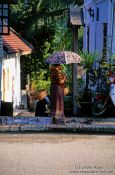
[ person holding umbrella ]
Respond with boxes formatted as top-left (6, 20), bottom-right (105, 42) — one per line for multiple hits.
top-left (49, 64), bottom-right (67, 124)
top-left (45, 51), bottom-right (82, 124)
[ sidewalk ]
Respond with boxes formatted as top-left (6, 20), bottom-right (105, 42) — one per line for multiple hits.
top-left (0, 113), bottom-right (115, 133)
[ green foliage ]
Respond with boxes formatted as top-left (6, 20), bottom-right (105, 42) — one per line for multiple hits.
top-left (79, 50), bottom-right (98, 70)
top-left (78, 27), bottom-right (84, 51)
top-left (111, 54), bottom-right (115, 62)
top-left (21, 25), bottom-right (55, 75)
top-left (79, 50), bottom-right (99, 93)
top-left (50, 22), bottom-right (72, 51)
top-left (11, 0), bottom-right (83, 90)
top-left (30, 69), bottom-right (51, 91)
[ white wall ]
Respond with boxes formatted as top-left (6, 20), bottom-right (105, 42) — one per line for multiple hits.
top-left (1, 54), bottom-right (21, 108)
top-left (84, 0), bottom-right (93, 5)
top-left (2, 57), bottom-right (15, 103)
top-left (83, 0), bottom-right (110, 55)
top-left (89, 23), bottom-right (95, 52)
top-left (14, 55), bottom-right (21, 107)
top-left (96, 0), bottom-right (108, 23)
top-left (112, 9), bottom-right (115, 54)
top-left (95, 23), bottom-right (103, 55)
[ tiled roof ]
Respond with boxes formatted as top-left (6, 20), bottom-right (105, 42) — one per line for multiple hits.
top-left (3, 28), bottom-right (33, 55)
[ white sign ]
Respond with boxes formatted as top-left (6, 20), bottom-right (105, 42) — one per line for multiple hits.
top-left (69, 7), bottom-right (84, 26)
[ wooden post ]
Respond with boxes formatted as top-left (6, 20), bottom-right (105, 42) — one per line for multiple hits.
top-left (72, 26), bottom-right (78, 115)
top-left (68, 6), bottom-right (84, 115)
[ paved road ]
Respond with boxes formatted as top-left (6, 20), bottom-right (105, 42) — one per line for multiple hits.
top-left (0, 134), bottom-right (115, 175)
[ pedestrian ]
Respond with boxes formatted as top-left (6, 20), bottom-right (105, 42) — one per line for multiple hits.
top-left (49, 64), bottom-right (67, 124)
top-left (35, 89), bottom-right (50, 116)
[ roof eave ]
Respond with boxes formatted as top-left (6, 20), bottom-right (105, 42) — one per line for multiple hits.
top-left (19, 51), bottom-right (33, 55)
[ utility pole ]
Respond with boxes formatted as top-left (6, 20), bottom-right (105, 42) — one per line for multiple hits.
top-left (72, 26), bottom-right (78, 115)
top-left (68, 7), bottom-right (84, 115)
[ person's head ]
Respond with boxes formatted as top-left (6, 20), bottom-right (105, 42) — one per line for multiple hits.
top-left (54, 64), bottom-right (62, 69)
top-left (37, 89), bottom-right (47, 100)
top-left (50, 64), bottom-right (62, 72)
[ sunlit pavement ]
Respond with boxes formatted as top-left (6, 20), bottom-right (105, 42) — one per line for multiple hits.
top-left (0, 134), bottom-right (115, 175)
top-left (0, 110), bottom-right (115, 133)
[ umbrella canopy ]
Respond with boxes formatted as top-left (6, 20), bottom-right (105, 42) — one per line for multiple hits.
top-left (45, 51), bottom-right (82, 64)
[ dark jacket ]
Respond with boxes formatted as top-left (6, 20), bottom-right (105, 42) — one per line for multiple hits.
top-left (35, 97), bottom-right (50, 116)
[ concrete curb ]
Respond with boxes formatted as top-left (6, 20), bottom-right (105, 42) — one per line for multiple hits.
top-left (0, 123), bottom-right (115, 133)
top-left (0, 116), bottom-right (115, 133)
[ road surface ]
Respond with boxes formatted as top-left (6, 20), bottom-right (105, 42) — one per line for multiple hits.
top-left (0, 134), bottom-right (115, 175)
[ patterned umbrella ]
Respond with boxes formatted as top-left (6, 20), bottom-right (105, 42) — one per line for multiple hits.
top-left (45, 51), bottom-right (82, 64)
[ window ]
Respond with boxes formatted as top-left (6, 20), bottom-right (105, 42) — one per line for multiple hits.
top-left (102, 23), bottom-right (107, 58)
top-left (87, 26), bottom-right (90, 52)
top-left (96, 7), bottom-right (99, 21)
top-left (0, 4), bottom-right (10, 35)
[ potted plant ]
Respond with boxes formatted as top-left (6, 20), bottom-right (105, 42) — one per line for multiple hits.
top-left (78, 50), bottom-right (98, 115)
top-left (79, 50), bottom-right (98, 93)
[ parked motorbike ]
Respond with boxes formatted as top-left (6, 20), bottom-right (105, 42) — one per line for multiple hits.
top-left (92, 73), bottom-right (115, 116)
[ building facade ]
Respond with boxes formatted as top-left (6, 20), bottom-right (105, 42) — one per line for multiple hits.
top-left (1, 28), bottom-right (33, 112)
top-left (83, 0), bottom-right (115, 58)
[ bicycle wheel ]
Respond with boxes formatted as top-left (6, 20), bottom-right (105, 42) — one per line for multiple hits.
top-left (92, 99), bottom-right (108, 116)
